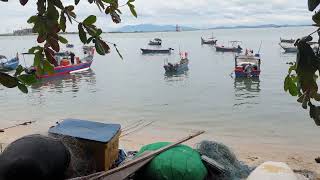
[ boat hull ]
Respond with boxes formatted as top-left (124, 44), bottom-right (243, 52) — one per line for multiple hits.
top-left (148, 42), bottom-right (161, 46)
top-left (215, 46), bottom-right (242, 53)
top-left (235, 70), bottom-right (260, 78)
top-left (164, 62), bottom-right (188, 73)
top-left (141, 48), bottom-right (172, 54)
top-left (0, 57), bottom-right (19, 71)
top-left (38, 60), bottom-right (93, 78)
top-left (201, 38), bottom-right (217, 45)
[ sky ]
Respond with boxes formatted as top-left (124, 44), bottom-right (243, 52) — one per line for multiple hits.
top-left (0, 0), bottom-right (314, 33)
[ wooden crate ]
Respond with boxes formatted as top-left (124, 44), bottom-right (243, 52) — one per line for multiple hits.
top-left (48, 119), bottom-right (121, 172)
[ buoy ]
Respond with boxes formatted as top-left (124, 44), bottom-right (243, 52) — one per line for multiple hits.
top-left (247, 161), bottom-right (297, 180)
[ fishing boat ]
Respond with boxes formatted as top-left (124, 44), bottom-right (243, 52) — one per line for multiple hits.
top-left (164, 52), bottom-right (189, 73)
top-left (201, 37), bottom-right (217, 45)
top-left (0, 54), bottom-right (19, 72)
top-left (279, 42), bottom-right (318, 53)
top-left (279, 43), bottom-right (297, 53)
top-left (234, 50), bottom-right (261, 78)
top-left (27, 46), bottom-right (95, 79)
top-left (148, 38), bottom-right (162, 46)
top-left (66, 44), bottom-right (74, 48)
top-left (215, 41), bottom-right (243, 53)
top-left (141, 48), bottom-right (174, 54)
top-left (280, 38), bottom-right (295, 44)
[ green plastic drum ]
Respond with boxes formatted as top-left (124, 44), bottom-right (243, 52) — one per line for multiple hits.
top-left (136, 142), bottom-right (207, 180)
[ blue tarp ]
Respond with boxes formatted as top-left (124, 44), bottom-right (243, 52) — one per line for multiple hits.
top-left (48, 119), bottom-right (121, 143)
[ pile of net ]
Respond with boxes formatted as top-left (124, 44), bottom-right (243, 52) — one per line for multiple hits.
top-left (49, 134), bottom-right (97, 178)
top-left (135, 142), bottom-right (207, 180)
top-left (196, 140), bottom-right (252, 180)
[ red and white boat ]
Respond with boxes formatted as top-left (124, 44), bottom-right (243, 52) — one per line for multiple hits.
top-left (35, 46), bottom-right (95, 79)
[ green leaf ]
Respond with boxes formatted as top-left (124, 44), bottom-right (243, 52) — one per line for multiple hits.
top-left (309, 0), bottom-right (320, 11)
top-left (60, 13), bottom-right (67, 32)
top-left (18, 74), bottom-right (37, 85)
top-left (18, 83), bottom-right (28, 94)
top-left (284, 75), bottom-right (290, 92)
top-left (43, 60), bottom-right (54, 75)
top-left (128, 0), bottom-right (135, 2)
top-left (37, 0), bottom-right (46, 15)
top-left (284, 75), bottom-right (299, 96)
top-left (84, 24), bottom-right (97, 36)
top-left (87, 36), bottom-right (95, 43)
top-left (28, 46), bottom-right (41, 54)
top-left (128, 3), bottom-right (137, 17)
top-left (95, 39), bottom-right (106, 55)
top-left (58, 36), bottom-right (68, 44)
top-left (14, 65), bottom-right (24, 77)
top-left (52, 0), bottom-right (64, 9)
top-left (48, 37), bottom-right (60, 52)
top-left (34, 52), bottom-right (42, 67)
top-left (313, 11), bottom-right (320, 25)
top-left (27, 16), bottom-right (38, 24)
top-left (83, 15), bottom-right (97, 26)
top-left (102, 0), bottom-right (114, 3)
top-left (78, 23), bottom-right (87, 44)
top-left (96, 28), bottom-right (103, 36)
top-left (0, 72), bottom-right (19, 88)
top-left (288, 65), bottom-right (296, 74)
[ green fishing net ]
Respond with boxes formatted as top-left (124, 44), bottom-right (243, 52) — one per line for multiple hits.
top-left (136, 142), bottom-right (207, 180)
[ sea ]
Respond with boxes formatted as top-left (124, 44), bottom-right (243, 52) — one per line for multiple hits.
top-left (0, 26), bottom-right (319, 150)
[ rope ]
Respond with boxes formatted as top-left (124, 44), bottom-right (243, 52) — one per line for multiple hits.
top-left (120, 121), bottom-right (155, 138)
top-left (0, 121), bottom-right (36, 133)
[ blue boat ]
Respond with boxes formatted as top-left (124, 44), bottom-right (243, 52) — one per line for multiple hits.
top-left (66, 44), bottom-right (74, 48)
top-left (0, 55), bottom-right (19, 72)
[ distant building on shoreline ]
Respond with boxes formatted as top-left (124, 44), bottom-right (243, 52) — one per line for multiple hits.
top-left (13, 28), bottom-right (34, 36)
top-left (176, 24), bottom-right (181, 32)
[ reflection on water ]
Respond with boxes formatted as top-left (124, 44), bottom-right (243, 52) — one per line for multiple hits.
top-left (164, 68), bottom-right (189, 83)
top-left (233, 77), bottom-right (261, 108)
top-left (30, 70), bottom-right (97, 96)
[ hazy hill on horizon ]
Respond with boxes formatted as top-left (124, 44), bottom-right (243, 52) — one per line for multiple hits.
top-left (113, 23), bottom-right (310, 33)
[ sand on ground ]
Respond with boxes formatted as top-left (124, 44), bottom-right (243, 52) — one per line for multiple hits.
top-left (0, 122), bottom-right (319, 178)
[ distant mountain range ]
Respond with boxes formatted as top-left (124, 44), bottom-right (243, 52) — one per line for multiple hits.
top-left (113, 24), bottom-right (310, 33)
top-left (114, 24), bottom-right (197, 32)
top-left (209, 24), bottom-right (311, 30)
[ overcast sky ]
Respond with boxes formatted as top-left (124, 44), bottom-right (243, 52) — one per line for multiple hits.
top-left (0, 0), bottom-right (314, 33)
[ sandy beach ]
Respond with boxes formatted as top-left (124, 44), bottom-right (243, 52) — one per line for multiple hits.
top-left (1, 121), bottom-right (319, 178)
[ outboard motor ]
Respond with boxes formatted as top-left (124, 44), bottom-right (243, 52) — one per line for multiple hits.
top-left (0, 134), bottom-right (70, 180)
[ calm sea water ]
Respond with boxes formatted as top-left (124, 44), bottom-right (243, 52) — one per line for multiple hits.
top-left (0, 26), bottom-right (319, 147)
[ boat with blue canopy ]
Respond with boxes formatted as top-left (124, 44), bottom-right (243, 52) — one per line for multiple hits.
top-left (0, 54), bottom-right (19, 72)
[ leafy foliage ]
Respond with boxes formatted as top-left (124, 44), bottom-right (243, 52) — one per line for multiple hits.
top-left (0, 0), bottom-right (137, 93)
top-left (284, 0), bottom-right (320, 125)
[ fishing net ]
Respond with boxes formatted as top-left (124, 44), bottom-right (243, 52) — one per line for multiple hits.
top-left (49, 134), bottom-right (97, 178)
top-left (195, 140), bottom-right (252, 180)
top-left (136, 142), bottom-right (207, 180)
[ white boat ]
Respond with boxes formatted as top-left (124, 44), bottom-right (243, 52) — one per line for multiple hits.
top-left (279, 43), bottom-right (297, 53)
top-left (164, 52), bottom-right (189, 73)
top-left (148, 38), bottom-right (162, 46)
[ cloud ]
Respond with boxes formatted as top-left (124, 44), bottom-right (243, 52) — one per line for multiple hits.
top-left (0, 0), bottom-right (314, 33)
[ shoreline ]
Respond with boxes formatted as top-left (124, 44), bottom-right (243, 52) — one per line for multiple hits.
top-left (1, 122), bottom-right (319, 178)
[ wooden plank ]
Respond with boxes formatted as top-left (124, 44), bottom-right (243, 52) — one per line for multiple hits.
top-left (87, 131), bottom-right (205, 180)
